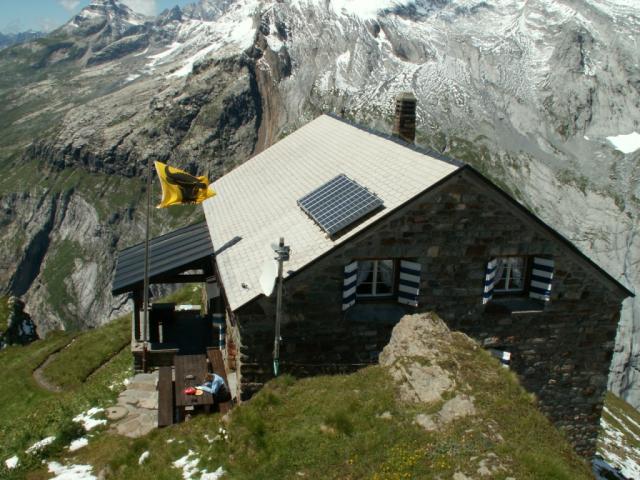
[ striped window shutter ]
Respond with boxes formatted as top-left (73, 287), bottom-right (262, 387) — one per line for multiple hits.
top-left (398, 260), bottom-right (421, 307)
top-left (483, 258), bottom-right (498, 304)
top-left (530, 257), bottom-right (554, 302)
top-left (212, 313), bottom-right (226, 349)
top-left (342, 261), bottom-right (358, 311)
top-left (489, 349), bottom-right (511, 368)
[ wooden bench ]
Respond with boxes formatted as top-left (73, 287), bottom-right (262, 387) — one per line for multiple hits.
top-left (157, 366), bottom-right (174, 427)
top-left (206, 348), bottom-right (233, 414)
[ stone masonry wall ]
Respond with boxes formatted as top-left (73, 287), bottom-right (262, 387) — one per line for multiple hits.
top-left (230, 168), bottom-right (627, 457)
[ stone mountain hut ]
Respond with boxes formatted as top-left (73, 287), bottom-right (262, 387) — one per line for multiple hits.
top-left (113, 95), bottom-right (633, 458)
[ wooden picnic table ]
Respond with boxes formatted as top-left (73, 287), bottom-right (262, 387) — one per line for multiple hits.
top-left (174, 354), bottom-right (213, 416)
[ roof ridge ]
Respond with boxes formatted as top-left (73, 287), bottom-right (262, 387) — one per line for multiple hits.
top-left (323, 113), bottom-right (465, 169)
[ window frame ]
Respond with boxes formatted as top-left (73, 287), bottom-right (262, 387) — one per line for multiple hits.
top-left (493, 256), bottom-right (530, 296)
top-left (355, 259), bottom-right (398, 299)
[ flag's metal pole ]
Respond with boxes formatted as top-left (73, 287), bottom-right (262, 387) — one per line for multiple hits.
top-left (273, 237), bottom-right (289, 376)
top-left (142, 156), bottom-right (152, 373)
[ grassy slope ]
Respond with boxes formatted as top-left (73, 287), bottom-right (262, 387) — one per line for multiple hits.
top-left (598, 391), bottom-right (640, 477)
top-left (0, 327), bottom-right (131, 478)
top-left (0, 313), bottom-right (592, 480)
top-left (0, 295), bottom-right (10, 330)
top-left (41, 315), bottom-right (130, 390)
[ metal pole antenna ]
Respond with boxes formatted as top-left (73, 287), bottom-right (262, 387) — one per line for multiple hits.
top-left (273, 237), bottom-right (289, 376)
top-left (142, 156), bottom-right (152, 372)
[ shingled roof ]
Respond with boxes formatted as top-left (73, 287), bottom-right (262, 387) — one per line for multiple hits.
top-left (203, 114), bottom-right (462, 311)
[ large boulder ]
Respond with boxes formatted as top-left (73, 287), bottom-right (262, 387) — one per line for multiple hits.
top-left (379, 312), bottom-right (476, 430)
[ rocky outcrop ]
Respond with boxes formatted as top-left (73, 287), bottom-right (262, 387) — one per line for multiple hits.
top-left (379, 313), bottom-right (478, 433)
top-left (0, 297), bottom-right (38, 348)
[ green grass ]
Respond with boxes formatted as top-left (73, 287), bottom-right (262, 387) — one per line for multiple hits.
top-left (0, 284), bottom-right (210, 478)
top-left (0, 296), bottom-right (11, 331)
top-left (41, 239), bottom-right (84, 327)
top-left (161, 284), bottom-right (204, 307)
top-left (13, 317), bottom-right (590, 480)
top-left (41, 315), bottom-right (130, 390)
top-left (0, 300), bottom-right (592, 479)
top-left (0, 328), bottom-right (132, 478)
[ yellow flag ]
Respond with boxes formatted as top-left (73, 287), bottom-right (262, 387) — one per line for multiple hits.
top-left (154, 161), bottom-right (216, 208)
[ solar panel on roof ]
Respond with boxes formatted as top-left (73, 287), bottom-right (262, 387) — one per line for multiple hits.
top-left (298, 174), bottom-right (384, 236)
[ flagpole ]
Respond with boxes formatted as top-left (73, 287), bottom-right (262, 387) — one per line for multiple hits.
top-left (142, 156), bottom-right (152, 373)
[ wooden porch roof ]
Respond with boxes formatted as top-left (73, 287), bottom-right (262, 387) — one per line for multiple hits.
top-left (111, 222), bottom-right (214, 296)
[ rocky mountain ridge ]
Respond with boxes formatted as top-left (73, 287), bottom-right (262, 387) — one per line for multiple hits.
top-left (0, 0), bottom-right (638, 406)
top-left (0, 31), bottom-right (44, 51)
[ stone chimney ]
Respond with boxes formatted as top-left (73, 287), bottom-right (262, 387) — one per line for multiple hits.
top-left (392, 92), bottom-right (417, 143)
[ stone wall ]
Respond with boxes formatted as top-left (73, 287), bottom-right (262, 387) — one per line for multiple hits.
top-left (228, 168), bottom-right (627, 457)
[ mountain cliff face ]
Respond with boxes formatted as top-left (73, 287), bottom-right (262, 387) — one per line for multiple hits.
top-left (0, 0), bottom-right (638, 404)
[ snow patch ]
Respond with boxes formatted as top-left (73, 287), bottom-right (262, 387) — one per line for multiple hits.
top-left (47, 462), bottom-right (97, 480)
top-left (173, 450), bottom-right (200, 479)
top-left (202, 467), bottom-right (226, 480)
top-left (170, 43), bottom-right (218, 77)
top-left (68, 437), bottom-right (89, 452)
top-left (126, 74), bottom-right (141, 82)
top-left (173, 450), bottom-right (225, 480)
top-left (146, 42), bottom-right (184, 69)
top-left (5, 455), bottom-right (19, 469)
top-left (607, 132), bottom-right (640, 154)
top-left (26, 436), bottom-right (56, 454)
top-left (599, 414), bottom-right (640, 479)
top-left (266, 32), bottom-right (285, 51)
top-left (138, 451), bottom-right (150, 465)
top-left (73, 407), bottom-right (106, 431)
top-left (292, 0), bottom-right (412, 20)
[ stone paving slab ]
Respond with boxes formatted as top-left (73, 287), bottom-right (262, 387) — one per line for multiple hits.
top-left (109, 371), bottom-right (159, 438)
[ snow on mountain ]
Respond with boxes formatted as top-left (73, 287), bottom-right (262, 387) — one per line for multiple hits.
top-left (63, 0), bottom-right (150, 34)
top-left (608, 132), bottom-right (640, 154)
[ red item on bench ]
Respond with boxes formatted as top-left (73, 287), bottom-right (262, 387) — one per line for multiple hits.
top-left (183, 387), bottom-right (197, 395)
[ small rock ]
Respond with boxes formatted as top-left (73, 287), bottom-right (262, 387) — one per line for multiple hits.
top-left (105, 406), bottom-right (128, 421)
top-left (414, 413), bottom-right (438, 431)
top-left (439, 395), bottom-right (476, 424)
top-left (414, 395), bottom-right (476, 431)
top-left (453, 473), bottom-right (472, 480)
top-left (319, 424), bottom-right (336, 435)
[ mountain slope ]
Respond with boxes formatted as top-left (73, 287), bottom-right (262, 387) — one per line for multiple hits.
top-left (0, 0), bottom-right (638, 404)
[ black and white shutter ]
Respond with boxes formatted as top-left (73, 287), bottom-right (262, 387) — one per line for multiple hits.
top-left (398, 260), bottom-right (421, 307)
top-left (212, 314), bottom-right (226, 349)
top-left (489, 349), bottom-right (511, 368)
top-left (342, 261), bottom-right (358, 311)
top-left (529, 257), bottom-right (554, 302)
top-left (482, 258), bottom-right (498, 304)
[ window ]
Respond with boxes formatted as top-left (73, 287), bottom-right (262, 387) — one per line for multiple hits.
top-left (356, 260), bottom-right (395, 297)
top-left (343, 259), bottom-right (422, 310)
top-left (493, 256), bottom-right (526, 293)
top-left (483, 256), bottom-right (554, 305)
